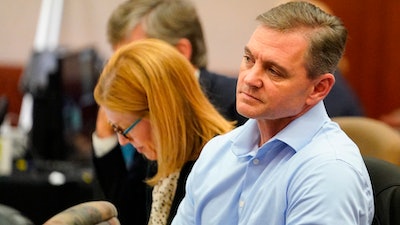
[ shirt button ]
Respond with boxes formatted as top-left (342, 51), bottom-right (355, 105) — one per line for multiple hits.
top-left (239, 200), bottom-right (245, 208)
top-left (253, 158), bottom-right (259, 165)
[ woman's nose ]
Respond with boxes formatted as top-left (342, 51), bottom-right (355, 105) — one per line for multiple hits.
top-left (117, 134), bottom-right (130, 146)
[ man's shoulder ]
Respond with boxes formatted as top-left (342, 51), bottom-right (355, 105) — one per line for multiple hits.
top-left (199, 68), bottom-right (237, 87)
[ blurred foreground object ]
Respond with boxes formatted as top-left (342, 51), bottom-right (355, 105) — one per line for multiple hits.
top-left (43, 201), bottom-right (119, 225)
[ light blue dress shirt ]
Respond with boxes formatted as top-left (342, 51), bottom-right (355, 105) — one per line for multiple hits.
top-left (172, 101), bottom-right (374, 225)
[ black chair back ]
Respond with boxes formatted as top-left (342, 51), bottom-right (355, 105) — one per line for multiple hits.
top-left (364, 156), bottom-right (400, 225)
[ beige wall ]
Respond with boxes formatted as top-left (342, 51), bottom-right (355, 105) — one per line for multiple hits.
top-left (0, 0), bottom-right (276, 75)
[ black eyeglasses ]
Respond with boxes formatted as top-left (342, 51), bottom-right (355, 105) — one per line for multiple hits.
top-left (109, 118), bottom-right (142, 140)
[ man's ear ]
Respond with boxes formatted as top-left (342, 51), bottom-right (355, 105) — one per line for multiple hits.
top-left (306, 73), bottom-right (335, 105)
top-left (175, 38), bottom-right (192, 61)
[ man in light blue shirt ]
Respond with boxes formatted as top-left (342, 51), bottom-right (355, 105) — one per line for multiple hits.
top-left (172, 2), bottom-right (374, 225)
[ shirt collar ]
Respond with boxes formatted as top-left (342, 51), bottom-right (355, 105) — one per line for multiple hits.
top-left (230, 101), bottom-right (330, 156)
top-left (230, 119), bottom-right (260, 156)
top-left (274, 101), bottom-right (330, 152)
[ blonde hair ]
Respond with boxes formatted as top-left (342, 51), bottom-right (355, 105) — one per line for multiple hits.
top-left (94, 39), bottom-right (233, 185)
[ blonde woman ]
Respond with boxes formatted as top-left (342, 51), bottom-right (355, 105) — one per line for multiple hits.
top-left (93, 38), bottom-right (233, 225)
top-left (93, 1), bottom-right (246, 224)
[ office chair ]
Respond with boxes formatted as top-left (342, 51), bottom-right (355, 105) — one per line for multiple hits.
top-left (332, 116), bottom-right (400, 166)
top-left (363, 156), bottom-right (400, 225)
top-left (43, 201), bottom-right (119, 225)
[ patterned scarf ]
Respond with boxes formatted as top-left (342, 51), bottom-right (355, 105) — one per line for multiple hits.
top-left (148, 171), bottom-right (180, 225)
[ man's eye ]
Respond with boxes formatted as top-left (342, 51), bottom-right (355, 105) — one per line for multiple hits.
top-left (267, 67), bottom-right (286, 79)
top-left (243, 55), bottom-right (254, 64)
top-left (268, 67), bottom-right (278, 75)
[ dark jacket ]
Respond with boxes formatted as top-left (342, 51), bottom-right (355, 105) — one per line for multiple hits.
top-left (198, 68), bottom-right (247, 126)
top-left (324, 70), bottom-right (364, 117)
top-left (93, 149), bottom-right (195, 225)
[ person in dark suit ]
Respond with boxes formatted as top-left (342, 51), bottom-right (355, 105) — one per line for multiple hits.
top-left (92, 0), bottom-right (242, 224)
top-left (325, 69), bottom-right (364, 117)
top-left (94, 39), bottom-right (233, 225)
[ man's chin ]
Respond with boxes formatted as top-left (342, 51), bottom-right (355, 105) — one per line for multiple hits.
top-left (237, 104), bottom-right (256, 119)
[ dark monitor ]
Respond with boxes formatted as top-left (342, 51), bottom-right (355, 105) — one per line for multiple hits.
top-left (23, 48), bottom-right (103, 161)
top-left (0, 95), bottom-right (8, 125)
